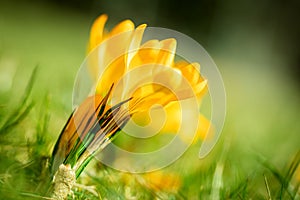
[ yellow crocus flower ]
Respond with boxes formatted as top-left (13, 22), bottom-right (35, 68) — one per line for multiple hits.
top-left (51, 14), bottom-right (212, 182)
top-left (88, 14), bottom-right (211, 142)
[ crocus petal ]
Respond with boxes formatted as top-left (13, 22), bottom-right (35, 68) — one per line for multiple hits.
top-left (196, 114), bottom-right (213, 141)
top-left (128, 39), bottom-right (160, 70)
top-left (122, 24), bottom-right (147, 99)
top-left (157, 101), bottom-right (212, 142)
top-left (175, 62), bottom-right (208, 100)
top-left (88, 14), bottom-right (108, 52)
top-left (92, 19), bottom-right (135, 96)
top-left (105, 19), bottom-right (135, 58)
top-left (109, 20), bottom-right (135, 36)
top-left (95, 55), bottom-right (126, 96)
top-left (156, 38), bottom-right (176, 67)
top-left (125, 24), bottom-right (147, 69)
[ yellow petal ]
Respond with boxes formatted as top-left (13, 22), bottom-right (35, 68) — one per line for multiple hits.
top-left (104, 19), bottom-right (134, 60)
top-left (128, 38), bottom-right (176, 70)
top-left (125, 24), bottom-right (147, 69)
top-left (178, 113), bottom-right (213, 143)
top-left (109, 19), bottom-right (135, 37)
top-left (175, 62), bottom-right (208, 100)
top-left (196, 114), bottom-right (213, 141)
top-left (121, 24), bottom-right (147, 99)
top-left (88, 14), bottom-right (108, 52)
top-left (157, 102), bottom-right (212, 143)
top-left (159, 101), bottom-right (181, 134)
top-left (128, 39), bottom-right (160, 69)
top-left (129, 83), bottom-right (178, 113)
top-left (156, 38), bottom-right (177, 67)
top-left (92, 19), bottom-right (136, 95)
top-left (95, 55), bottom-right (126, 96)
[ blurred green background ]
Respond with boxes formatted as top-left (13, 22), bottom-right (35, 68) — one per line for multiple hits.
top-left (0, 0), bottom-right (299, 198)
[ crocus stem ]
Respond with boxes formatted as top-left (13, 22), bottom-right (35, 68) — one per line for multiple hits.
top-left (51, 164), bottom-right (76, 200)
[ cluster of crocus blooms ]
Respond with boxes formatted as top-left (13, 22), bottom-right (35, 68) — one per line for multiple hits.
top-left (50, 14), bottom-right (210, 199)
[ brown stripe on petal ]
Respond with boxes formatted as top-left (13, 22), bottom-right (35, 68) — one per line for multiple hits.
top-left (52, 83), bottom-right (133, 174)
top-left (51, 85), bottom-right (115, 174)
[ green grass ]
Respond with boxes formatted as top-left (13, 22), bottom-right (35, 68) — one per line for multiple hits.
top-left (0, 0), bottom-right (299, 199)
top-left (0, 66), bottom-right (299, 199)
